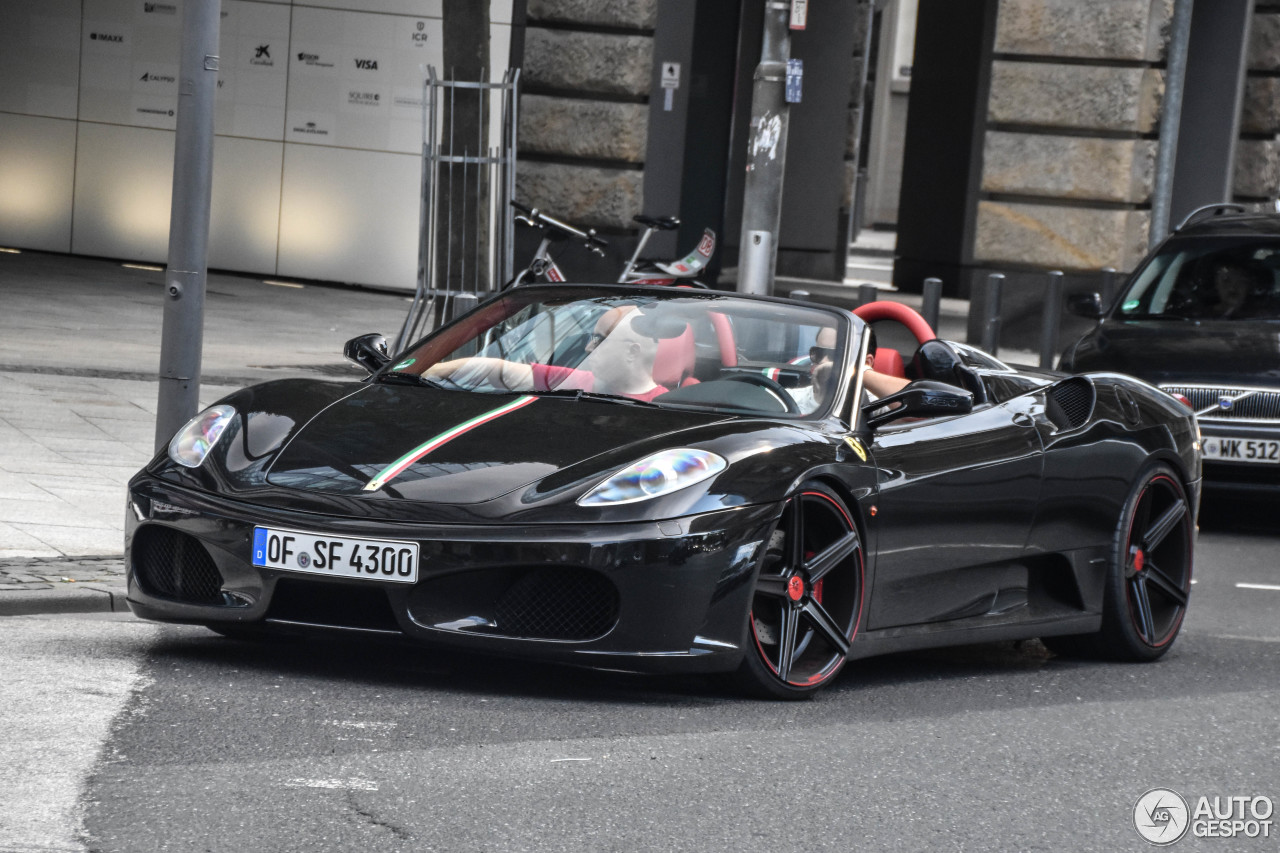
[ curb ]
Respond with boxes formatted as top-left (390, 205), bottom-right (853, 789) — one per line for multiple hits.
top-left (0, 583), bottom-right (130, 617)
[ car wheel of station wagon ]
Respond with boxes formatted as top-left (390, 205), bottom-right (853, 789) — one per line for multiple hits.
top-left (736, 482), bottom-right (865, 699)
top-left (1045, 463), bottom-right (1193, 661)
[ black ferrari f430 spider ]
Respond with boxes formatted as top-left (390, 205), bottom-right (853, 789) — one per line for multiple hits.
top-left (127, 285), bottom-right (1200, 698)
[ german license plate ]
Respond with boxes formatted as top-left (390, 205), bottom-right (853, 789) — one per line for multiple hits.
top-left (1202, 437), bottom-right (1280, 464)
top-left (251, 527), bottom-right (418, 583)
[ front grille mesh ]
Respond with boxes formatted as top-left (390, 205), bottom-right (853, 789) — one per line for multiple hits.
top-left (1161, 385), bottom-right (1280, 422)
top-left (132, 525), bottom-right (225, 604)
top-left (494, 568), bottom-right (619, 641)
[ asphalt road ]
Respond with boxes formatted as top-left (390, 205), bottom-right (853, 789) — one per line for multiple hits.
top-left (2, 511), bottom-right (1276, 853)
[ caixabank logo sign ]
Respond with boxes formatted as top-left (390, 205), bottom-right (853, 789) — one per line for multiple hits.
top-left (1134, 788), bottom-right (1274, 845)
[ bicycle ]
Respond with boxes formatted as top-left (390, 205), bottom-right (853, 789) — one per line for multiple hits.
top-left (509, 201), bottom-right (716, 287)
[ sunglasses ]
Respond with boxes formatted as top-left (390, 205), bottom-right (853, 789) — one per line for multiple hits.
top-left (809, 346), bottom-right (834, 363)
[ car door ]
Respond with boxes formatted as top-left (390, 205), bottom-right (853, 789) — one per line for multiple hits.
top-left (865, 393), bottom-right (1044, 629)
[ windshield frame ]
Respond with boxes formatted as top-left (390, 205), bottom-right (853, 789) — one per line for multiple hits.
top-left (384, 284), bottom-right (866, 421)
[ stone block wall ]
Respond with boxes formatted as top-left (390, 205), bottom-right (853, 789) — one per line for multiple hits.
top-left (515, 0), bottom-right (656, 230)
top-left (1235, 8), bottom-right (1280, 203)
top-left (844, 3), bottom-right (875, 213)
top-left (973, 0), bottom-right (1171, 272)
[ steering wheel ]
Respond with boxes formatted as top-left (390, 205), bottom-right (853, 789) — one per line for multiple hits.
top-left (724, 372), bottom-right (800, 414)
top-left (853, 301), bottom-right (937, 345)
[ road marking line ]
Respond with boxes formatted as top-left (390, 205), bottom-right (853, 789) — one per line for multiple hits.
top-left (1237, 582), bottom-right (1280, 591)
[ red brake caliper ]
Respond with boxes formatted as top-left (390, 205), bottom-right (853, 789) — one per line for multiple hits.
top-left (806, 550), bottom-right (823, 603)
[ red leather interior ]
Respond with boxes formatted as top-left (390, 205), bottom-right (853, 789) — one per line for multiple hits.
top-left (873, 348), bottom-right (906, 378)
top-left (652, 326), bottom-right (697, 388)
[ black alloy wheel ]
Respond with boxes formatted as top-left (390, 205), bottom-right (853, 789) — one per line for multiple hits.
top-left (1045, 463), bottom-right (1193, 661)
top-left (737, 482), bottom-right (864, 699)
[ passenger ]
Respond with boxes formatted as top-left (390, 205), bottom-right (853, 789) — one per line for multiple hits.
top-left (425, 305), bottom-right (670, 401)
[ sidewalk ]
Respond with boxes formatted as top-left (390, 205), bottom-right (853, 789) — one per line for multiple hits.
top-left (0, 247), bottom-right (1009, 616)
top-left (0, 249), bottom-right (409, 614)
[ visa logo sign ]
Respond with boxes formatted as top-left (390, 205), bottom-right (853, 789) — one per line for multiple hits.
top-left (354, 59), bottom-right (378, 70)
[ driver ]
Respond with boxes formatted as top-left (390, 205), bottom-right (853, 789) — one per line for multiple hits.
top-left (861, 328), bottom-right (911, 398)
top-left (424, 305), bottom-right (671, 401)
top-left (792, 326), bottom-right (909, 412)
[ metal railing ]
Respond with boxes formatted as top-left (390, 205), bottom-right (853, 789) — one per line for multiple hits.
top-left (396, 67), bottom-right (519, 353)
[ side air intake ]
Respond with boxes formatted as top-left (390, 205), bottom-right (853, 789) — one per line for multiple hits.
top-left (1046, 377), bottom-right (1095, 431)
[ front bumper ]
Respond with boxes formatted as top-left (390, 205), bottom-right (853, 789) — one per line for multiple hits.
top-left (125, 474), bottom-right (781, 674)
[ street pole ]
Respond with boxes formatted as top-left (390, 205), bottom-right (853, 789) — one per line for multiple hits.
top-left (1148, 0), bottom-right (1193, 248)
top-left (155, 0), bottom-right (221, 452)
top-left (737, 1), bottom-right (793, 296)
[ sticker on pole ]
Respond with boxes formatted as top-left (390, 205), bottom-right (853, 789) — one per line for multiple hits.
top-left (785, 59), bottom-right (803, 104)
top-left (790, 0), bottom-right (808, 30)
top-left (661, 62), bottom-right (681, 89)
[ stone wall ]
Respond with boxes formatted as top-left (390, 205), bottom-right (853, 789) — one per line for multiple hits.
top-left (844, 4), bottom-right (874, 215)
top-left (515, 0), bottom-right (656, 230)
top-left (1236, 8), bottom-right (1280, 203)
top-left (973, 0), bottom-right (1171, 272)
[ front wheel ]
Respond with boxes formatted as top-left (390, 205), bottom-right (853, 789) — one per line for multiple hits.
top-left (735, 482), bottom-right (865, 699)
top-left (1044, 463), bottom-right (1193, 661)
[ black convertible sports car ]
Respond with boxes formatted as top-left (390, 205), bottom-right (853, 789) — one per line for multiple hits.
top-left (1061, 204), bottom-right (1280, 496)
top-left (127, 285), bottom-right (1200, 698)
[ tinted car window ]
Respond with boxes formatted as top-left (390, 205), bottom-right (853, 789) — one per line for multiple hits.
top-left (1118, 237), bottom-right (1280, 321)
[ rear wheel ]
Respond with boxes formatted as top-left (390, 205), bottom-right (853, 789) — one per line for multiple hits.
top-left (1044, 463), bottom-right (1193, 661)
top-left (735, 482), bottom-right (865, 699)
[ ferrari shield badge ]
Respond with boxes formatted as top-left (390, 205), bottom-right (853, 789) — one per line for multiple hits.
top-left (842, 435), bottom-right (866, 461)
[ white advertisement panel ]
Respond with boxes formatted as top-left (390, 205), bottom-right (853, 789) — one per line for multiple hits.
top-left (0, 0), bottom-right (83, 119)
top-left (77, 0), bottom-right (290, 138)
top-left (286, 5), bottom-right (442, 153)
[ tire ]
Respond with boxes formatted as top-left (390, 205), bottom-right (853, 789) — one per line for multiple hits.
top-left (735, 482), bottom-right (865, 699)
top-left (1043, 463), bottom-right (1193, 661)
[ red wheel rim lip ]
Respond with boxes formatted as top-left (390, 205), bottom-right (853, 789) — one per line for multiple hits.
top-left (749, 490), bottom-right (865, 687)
top-left (1123, 474), bottom-right (1192, 648)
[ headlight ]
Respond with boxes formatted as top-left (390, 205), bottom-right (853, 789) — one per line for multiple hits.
top-left (167, 405), bottom-right (235, 468)
top-left (578, 448), bottom-right (726, 506)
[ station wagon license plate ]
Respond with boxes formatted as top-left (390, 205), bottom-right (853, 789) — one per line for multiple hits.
top-left (1202, 437), bottom-right (1280, 464)
top-left (252, 527), bottom-right (419, 583)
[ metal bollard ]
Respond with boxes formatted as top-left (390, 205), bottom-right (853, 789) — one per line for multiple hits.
top-left (1040, 270), bottom-right (1064, 369)
top-left (980, 273), bottom-right (1004, 356)
top-left (1100, 267), bottom-right (1118, 313)
top-left (857, 283), bottom-right (878, 307)
top-left (921, 277), bottom-right (942, 334)
top-left (449, 292), bottom-right (479, 322)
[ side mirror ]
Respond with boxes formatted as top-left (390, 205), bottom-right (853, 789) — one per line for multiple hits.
top-left (343, 333), bottom-right (390, 375)
top-left (1067, 292), bottom-right (1103, 319)
top-left (861, 380), bottom-right (973, 428)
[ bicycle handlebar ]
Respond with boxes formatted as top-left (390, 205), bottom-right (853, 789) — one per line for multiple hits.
top-left (511, 200), bottom-right (608, 255)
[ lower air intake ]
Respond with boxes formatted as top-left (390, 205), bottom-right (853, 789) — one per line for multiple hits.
top-left (132, 525), bottom-right (225, 604)
top-left (494, 568), bottom-right (620, 641)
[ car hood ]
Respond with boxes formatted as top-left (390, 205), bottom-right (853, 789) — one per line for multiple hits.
top-left (264, 383), bottom-right (729, 504)
top-left (1071, 320), bottom-right (1280, 386)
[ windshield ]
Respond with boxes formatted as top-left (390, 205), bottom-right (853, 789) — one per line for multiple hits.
top-left (1116, 236), bottom-right (1280, 321)
top-left (390, 287), bottom-right (857, 418)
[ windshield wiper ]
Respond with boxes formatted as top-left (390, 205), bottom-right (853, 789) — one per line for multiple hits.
top-left (526, 388), bottom-right (661, 407)
top-left (377, 371), bottom-right (462, 390)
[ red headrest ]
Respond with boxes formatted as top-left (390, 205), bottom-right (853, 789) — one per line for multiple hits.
top-left (652, 326), bottom-right (696, 388)
top-left (873, 348), bottom-right (906, 378)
